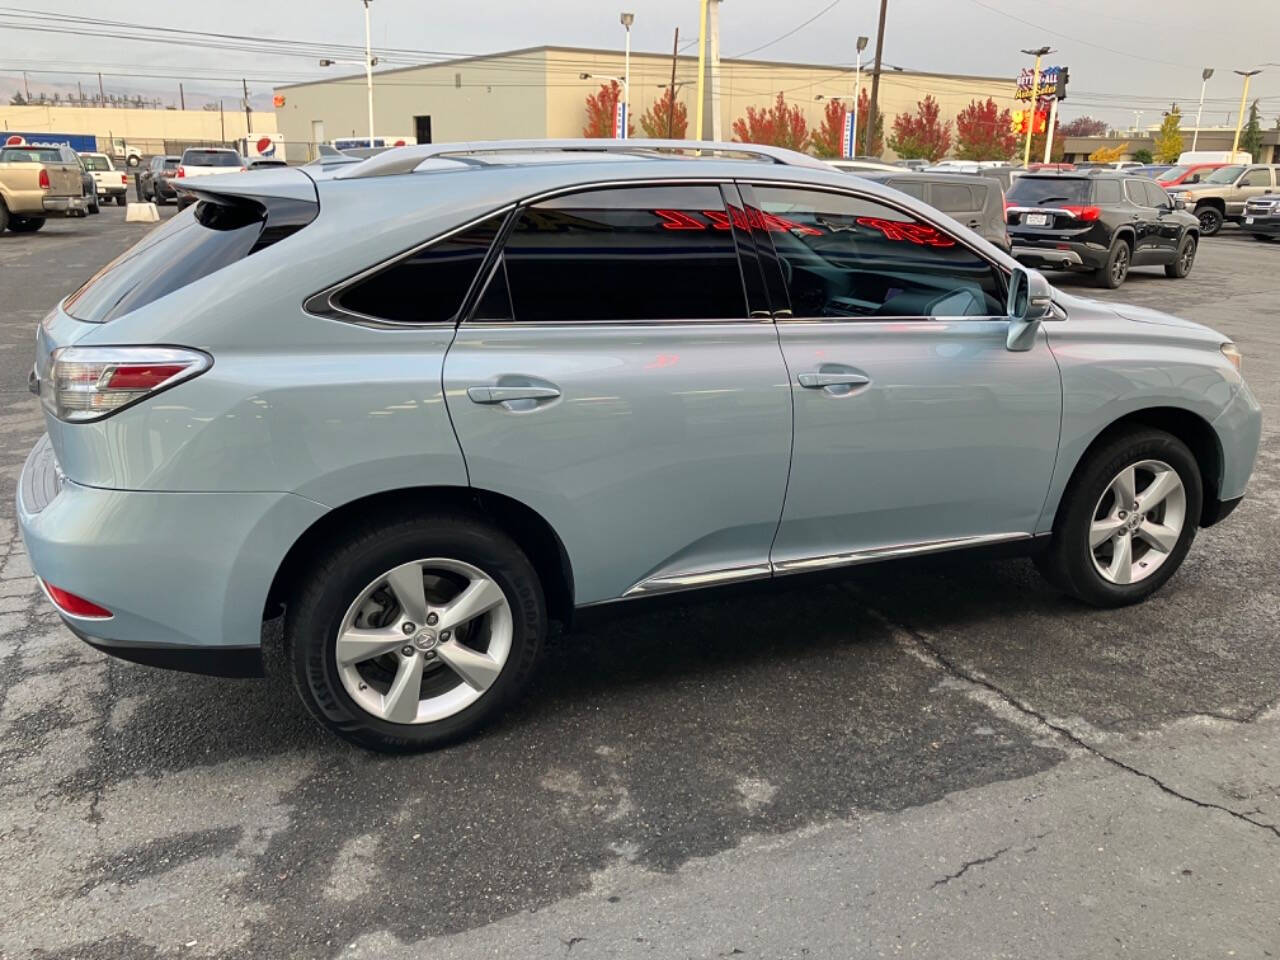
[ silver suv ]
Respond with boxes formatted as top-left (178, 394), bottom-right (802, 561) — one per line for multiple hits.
top-left (19, 140), bottom-right (1261, 752)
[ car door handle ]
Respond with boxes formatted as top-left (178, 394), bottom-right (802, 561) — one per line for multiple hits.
top-left (467, 385), bottom-right (561, 404)
top-left (797, 372), bottom-right (871, 389)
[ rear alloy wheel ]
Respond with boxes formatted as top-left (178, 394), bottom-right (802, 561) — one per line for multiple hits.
top-left (1195, 205), bottom-right (1223, 236)
top-left (1036, 428), bottom-right (1202, 607)
top-left (1095, 240), bottom-right (1130, 288)
top-left (286, 514), bottom-right (545, 752)
top-left (1164, 234), bottom-right (1196, 278)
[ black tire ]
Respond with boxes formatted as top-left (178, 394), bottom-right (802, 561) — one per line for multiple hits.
top-left (8, 216), bottom-right (45, 233)
top-left (115, 194), bottom-right (127, 207)
top-left (1195, 205), bottom-right (1223, 236)
top-left (1253, 234), bottom-right (1276, 242)
top-left (285, 512), bottom-right (546, 752)
top-left (1164, 234), bottom-right (1196, 278)
top-left (88, 195), bottom-right (100, 215)
top-left (154, 190), bottom-right (168, 206)
top-left (0, 200), bottom-right (9, 233)
top-left (1094, 238), bottom-right (1131, 288)
top-left (1036, 428), bottom-right (1202, 608)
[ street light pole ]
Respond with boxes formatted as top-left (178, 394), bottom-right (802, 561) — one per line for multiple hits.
top-left (848, 35), bottom-right (868, 158)
top-left (1020, 46), bottom-right (1051, 167)
top-left (620, 12), bottom-right (634, 140)
top-left (1192, 67), bottom-right (1213, 151)
top-left (362, 0), bottom-right (376, 148)
top-left (1230, 68), bottom-right (1261, 160)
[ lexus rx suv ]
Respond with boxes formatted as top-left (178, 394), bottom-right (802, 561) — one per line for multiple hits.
top-left (19, 140), bottom-right (1261, 752)
top-left (1007, 171), bottom-right (1200, 288)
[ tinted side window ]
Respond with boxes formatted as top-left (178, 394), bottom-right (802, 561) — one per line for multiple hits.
top-left (888, 179), bottom-right (927, 200)
top-left (1092, 179), bottom-right (1122, 204)
top-left (336, 214), bottom-right (504, 323)
top-left (1124, 180), bottom-right (1147, 205)
top-left (498, 186), bottom-right (746, 323)
top-left (751, 186), bottom-right (1005, 319)
top-left (931, 182), bottom-right (976, 213)
top-left (1143, 181), bottom-right (1169, 207)
top-left (1239, 167), bottom-right (1272, 187)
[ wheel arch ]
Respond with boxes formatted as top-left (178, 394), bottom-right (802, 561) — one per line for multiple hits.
top-left (264, 485), bottom-right (576, 631)
top-left (1193, 196), bottom-right (1226, 213)
top-left (1051, 406), bottom-right (1223, 530)
top-left (1112, 226), bottom-right (1135, 249)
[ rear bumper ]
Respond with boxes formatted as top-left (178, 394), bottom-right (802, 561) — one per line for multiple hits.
top-left (17, 434), bottom-right (327, 673)
top-left (1010, 238), bottom-right (1105, 270)
top-left (1243, 215), bottom-right (1280, 235)
top-left (41, 195), bottom-right (88, 215)
top-left (95, 184), bottom-right (127, 196)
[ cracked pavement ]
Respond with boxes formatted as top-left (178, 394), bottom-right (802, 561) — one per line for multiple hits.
top-left (1, 208), bottom-right (1277, 959)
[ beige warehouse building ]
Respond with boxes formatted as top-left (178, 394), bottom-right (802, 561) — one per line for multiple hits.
top-left (274, 45), bottom-right (1010, 159)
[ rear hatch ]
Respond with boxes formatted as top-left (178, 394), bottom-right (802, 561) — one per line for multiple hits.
top-left (1005, 176), bottom-right (1095, 232)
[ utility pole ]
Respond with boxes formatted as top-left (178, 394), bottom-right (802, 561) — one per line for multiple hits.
top-left (179, 83), bottom-right (185, 110)
top-left (97, 72), bottom-right (104, 105)
top-left (22, 71), bottom-right (30, 101)
top-left (242, 79), bottom-right (252, 133)
top-left (77, 81), bottom-right (84, 106)
top-left (694, 0), bottom-right (708, 141)
top-left (1230, 68), bottom-right (1261, 160)
top-left (668, 27), bottom-right (679, 138)
top-left (219, 99), bottom-right (225, 141)
top-left (864, 0), bottom-right (887, 156)
top-left (1192, 67), bottom-right (1213, 151)
top-left (363, 0), bottom-right (376, 148)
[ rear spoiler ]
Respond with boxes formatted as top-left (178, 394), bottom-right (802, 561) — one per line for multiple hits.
top-left (174, 166), bottom-right (318, 205)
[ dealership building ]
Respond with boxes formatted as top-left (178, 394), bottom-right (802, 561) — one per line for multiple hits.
top-left (273, 45), bottom-right (1010, 158)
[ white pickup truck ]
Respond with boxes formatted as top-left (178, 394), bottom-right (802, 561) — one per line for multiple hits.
top-left (174, 148), bottom-right (245, 209)
top-left (78, 152), bottom-right (129, 207)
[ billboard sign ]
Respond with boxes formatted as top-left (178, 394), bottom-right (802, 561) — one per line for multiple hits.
top-left (3, 131), bottom-right (98, 152)
top-left (1015, 65), bottom-right (1062, 102)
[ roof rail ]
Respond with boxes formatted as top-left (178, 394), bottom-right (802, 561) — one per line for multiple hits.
top-left (334, 138), bottom-right (833, 179)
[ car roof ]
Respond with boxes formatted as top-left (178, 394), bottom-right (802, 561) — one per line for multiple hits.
top-left (857, 170), bottom-right (994, 186)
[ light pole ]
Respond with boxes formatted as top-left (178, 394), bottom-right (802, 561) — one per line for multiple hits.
top-left (321, 3), bottom-right (379, 149)
top-left (1020, 46), bottom-right (1052, 167)
top-left (1230, 68), bottom-right (1261, 160)
top-left (620, 13), bottom-right (634, 140)
top-left (580, 73), bottom-right (630, 137)
top-left (851, 35), bottom-right (869, 158)
top-left (1191, 67), bottom-right (1213, 151)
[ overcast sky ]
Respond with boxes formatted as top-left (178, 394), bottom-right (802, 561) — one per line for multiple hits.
top-left (3, 0), bottom-right (1278, 130)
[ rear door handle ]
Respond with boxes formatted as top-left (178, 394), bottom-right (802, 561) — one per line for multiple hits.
top-left (467, 385), bottom-right (561, 404)
top-left (797, 372), bottom-right (870, 389)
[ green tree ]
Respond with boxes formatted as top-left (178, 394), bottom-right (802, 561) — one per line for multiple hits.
top-left (1240, 100), bottom-right (1263, 161)
top-left (9, 90), bottom-right (26, 105)
top-left (1153, 105), bottom-right (1183, 163)
top-left (1133, 148), bottom-right (1154, 164)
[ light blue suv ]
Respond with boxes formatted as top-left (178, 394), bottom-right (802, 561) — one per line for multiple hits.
top-left (19, 140), bottom-right (1261, 751)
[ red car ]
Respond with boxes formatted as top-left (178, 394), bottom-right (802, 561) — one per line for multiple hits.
top-left (1158, 163), bottom-right (1226, 187)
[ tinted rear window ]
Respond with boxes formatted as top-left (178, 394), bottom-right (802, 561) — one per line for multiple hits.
top-left (182, 150), bottom-right (241, 167)
top-left (64, 197), bottom-right (315, 323)
top-left (1006, 177), bottom-right (1091, 205)
top-left (163, 158), bottom-right (181, 169)
top-left (0, 147), bottom-right (62, 163)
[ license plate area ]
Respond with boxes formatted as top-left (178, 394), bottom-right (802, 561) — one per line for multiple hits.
top-left (1024, 212), bottom-right (1049, 227)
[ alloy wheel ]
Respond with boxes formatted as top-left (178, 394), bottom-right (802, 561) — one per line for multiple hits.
top-left (335, 558), bottom-right (513, 724)
top-left (1179, 240), bottom-right (1195, 273)
top-left (1089, 459), bottom-right (1186, 585)
top-left (1112, 245), bottom-right (1129, 284)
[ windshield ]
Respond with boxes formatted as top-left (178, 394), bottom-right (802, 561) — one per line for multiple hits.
top-left (0, 146), bottom-right (62, 163)
top-left (81, 155), bottom-right (113, 171)
top-left (182, 150), bottom-right (242, 167)
top-left (1005, 177), bottom-right (1091, 205)
top-left (1160, 165), bottom-right (1190, 181)
top-left (1204, 165), bottom-right (1244, 184)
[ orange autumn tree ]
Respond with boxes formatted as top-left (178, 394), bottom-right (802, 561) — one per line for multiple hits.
top-left (639, 87), bottom-right (688, 138)
top-left (583, 81), bottom-right (634, 138)
top-left (732, 91), bottom-right (809, 150)
top-left (810, 90), bottom-right (883, 157)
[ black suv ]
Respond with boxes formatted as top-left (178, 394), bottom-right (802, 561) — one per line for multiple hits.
top-left (1006, 172), bottom-right (1199, 288)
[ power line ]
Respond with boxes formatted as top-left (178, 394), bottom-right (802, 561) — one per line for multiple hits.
top-left (730, 0), bottom-right (843, 59)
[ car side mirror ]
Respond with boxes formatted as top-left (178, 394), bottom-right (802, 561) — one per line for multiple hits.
top-left (1189, 174), bottom-right (1200, 183)
top-left (1006, 266), bottom-right (1053, 352)
top-left (1173, 197), bottom-right (1187, 210)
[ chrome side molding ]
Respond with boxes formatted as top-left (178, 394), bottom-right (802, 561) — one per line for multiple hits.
top-left (620, 563), bottom-right (772, 598)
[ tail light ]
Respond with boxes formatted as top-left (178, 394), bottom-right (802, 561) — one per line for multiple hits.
top-left (41, 580), bottom-right (113, 619)
top-left (177, 166), bottom-right (186, 178)
top-left (120, 173), bottom-right (128, 185)
top-left (239, 166), bottom-right (247, 172)
top-left (40, 346), bottom-right (211, 423)
top-left (1061, 205), bottom-right (1101, 221)
top-left (38, 168), bottom-right (50, 190)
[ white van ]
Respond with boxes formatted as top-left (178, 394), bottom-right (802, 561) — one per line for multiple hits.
top-left (1178, 150), bottom-right (1252, 165)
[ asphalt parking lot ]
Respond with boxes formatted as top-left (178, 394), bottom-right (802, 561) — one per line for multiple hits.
top-left (1, 207), bottom-right (1277, 959)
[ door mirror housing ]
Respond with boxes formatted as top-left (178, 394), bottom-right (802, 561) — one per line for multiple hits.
top-left (1006, 266), bottom-right (1053, 351)
top-left (1173, 197), bottom-right (1187, 210)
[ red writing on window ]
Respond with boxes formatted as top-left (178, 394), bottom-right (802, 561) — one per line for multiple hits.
top-left (854, 217), bottom-right (955, 248)
top-left (653, 208), bottom-right (823, 236)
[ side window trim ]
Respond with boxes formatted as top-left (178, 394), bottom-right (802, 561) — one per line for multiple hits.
top-left (737, 178), bottom-right (1010, 324)
top-left (303, 204), bottom-right (516, 329)
top-left (718, 182), bottom-right (774, 320)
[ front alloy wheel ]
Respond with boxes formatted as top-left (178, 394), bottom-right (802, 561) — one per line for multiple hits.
top-left (1088, 460), bottom-right (1186, 586)
top-left (1196, 206), bottom-right (1223, 236)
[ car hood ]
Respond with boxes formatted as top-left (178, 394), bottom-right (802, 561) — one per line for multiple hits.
top-left (1107, 300), bottom-right (1223, 338)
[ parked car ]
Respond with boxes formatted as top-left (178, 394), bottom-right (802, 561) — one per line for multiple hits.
top-left (71, 154), bottom-right (101, 216)
top-left (19, 139), bottom-right (1260, 752)
top-left (0, 143), bottom-right (88, 231)
top-left (1243, 193), bottom-right (1280, 241)
top-left (78, 152), bottom-right (129, 206)
top-left (860, 170), bottom-right (1010, 251)
top-left (894, 158), bottom-right (929, 170)
top-left (922, 163), bottom-right (1018, 193)
top-left (1165, 164), bottom-right (1279, 235)
top-left (1007, 172), bottom-right (1199, 287)
top-left (1156, 162), bottom-right (1226, 188)
top-left (827, 158), bottom-right (900, 174)
top-left (137, 155), bottom-right (181, 204)
top-left (173, 148), bottom-right (245, 208)
top-left (247, 158), bottom-right (288, 170)
top-left (1027, 162), bottom-right (1075, 172)
top-left (1126, 164), bottom-right (1174, 179)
